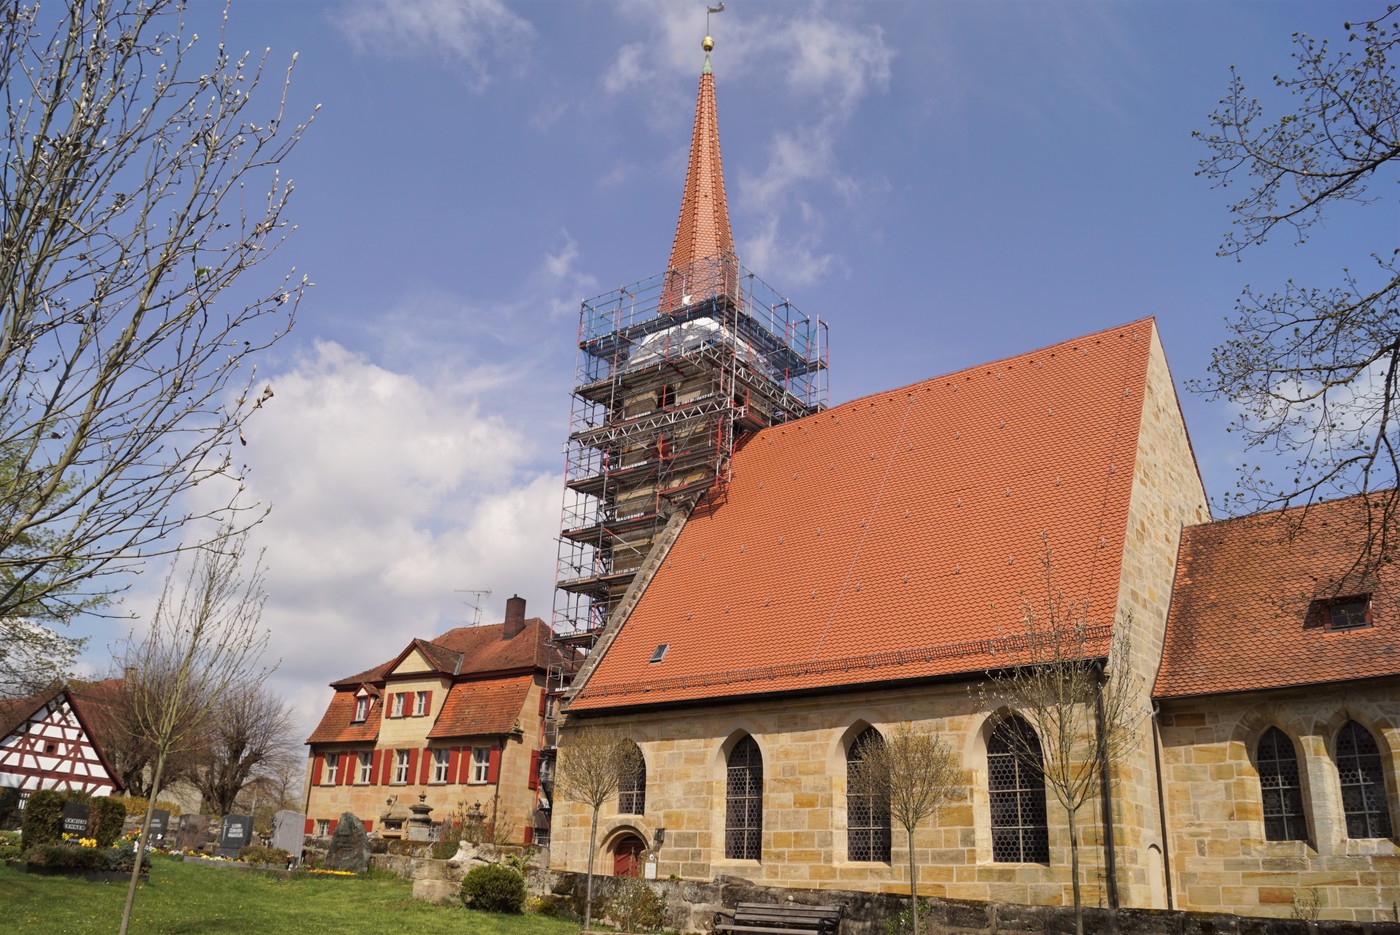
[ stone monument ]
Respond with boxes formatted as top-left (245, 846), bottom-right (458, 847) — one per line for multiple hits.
top-left (218, 814), bottom-right (253, 859)
top-left (271, 809), bottom-right (305, 865)
top-left (174, 813), bottom-right (209, 852)
top-left (323, 812), bottom-right (370, 874)
top-left (60, 799), bottom-right (90, 837)
top-left (147, 808), bottom-right (170, 844)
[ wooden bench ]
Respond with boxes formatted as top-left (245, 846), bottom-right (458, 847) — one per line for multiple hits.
top-left (712, 901), bottom-right (843, 935)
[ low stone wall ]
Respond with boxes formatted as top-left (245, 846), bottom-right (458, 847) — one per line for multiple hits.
top-left (528, 870), bottom-right (1400, 935)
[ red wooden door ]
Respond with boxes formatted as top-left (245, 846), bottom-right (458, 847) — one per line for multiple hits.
top-left (612, 835), bottom-right (645, 877)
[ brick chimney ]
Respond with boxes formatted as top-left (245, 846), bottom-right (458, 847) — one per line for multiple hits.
top-left (503, 595), bottom-right (526, 639)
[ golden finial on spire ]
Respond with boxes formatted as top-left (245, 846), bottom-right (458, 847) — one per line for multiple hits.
top-left (702, 35), bottom-right (715, 53)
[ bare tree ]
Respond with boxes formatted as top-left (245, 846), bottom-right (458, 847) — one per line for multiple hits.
top-left (1192, 5), bottom-right (1400, 572)
top-left (0, 618), bottom-right (81, 698)
top-left (191, 683), bottom-right (297, 817)
top-left (848, 723), bottom-right (959, 935)
top-left (116, 528), bottom-right (272, 935)
top-left (0, 0), bottom-right (313, 656)
top-left (554, 726), bottom-right (645, 932)
top-left (975, 544), bottom-right (1144, 935)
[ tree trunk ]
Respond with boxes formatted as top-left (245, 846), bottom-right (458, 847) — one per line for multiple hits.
top-left (1067, 807), bottom-right (1083, 935)
top-left (584, 807), bottom-right (600, 931)
top-left (906, 824), bottom-right (919, 935)
top-left (119, 751), bottom-right (165, 935)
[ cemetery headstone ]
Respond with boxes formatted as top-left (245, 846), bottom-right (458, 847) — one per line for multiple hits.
top-left (271, 809), bottom-right (305, 865)
top-left (147, 808), bottom-right (170, 843)
top-left (61, 799), bottom-right (89, 837)
top-left (174, 813), bottom-right (209, 852)
top-left (323, 812), bottom-right (369, 874)
top-left (218, 814), bottom-right (253, 859)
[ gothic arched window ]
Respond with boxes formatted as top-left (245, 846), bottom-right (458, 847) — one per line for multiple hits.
top-left (1257, 727), bottom-right (1307, 841)
top-left (988, 716), bottom-right (1050, 863)
top-left (618, 741), bottom-right (646, 815)
top-left (725, 735), bottom-right (763, 860)
top-left (847, 727), bottom-right (891, 862)
top-left (1337, 721), bottom-right (1393, 839)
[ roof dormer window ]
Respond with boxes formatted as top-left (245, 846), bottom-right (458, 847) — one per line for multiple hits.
top-left (1325, 595), bottom-right (1372, 631)
top-left (353, 695), bottom-right (369, 723)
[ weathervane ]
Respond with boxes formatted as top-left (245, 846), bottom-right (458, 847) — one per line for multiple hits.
top-left (706, 3), bottom-right (723, 47)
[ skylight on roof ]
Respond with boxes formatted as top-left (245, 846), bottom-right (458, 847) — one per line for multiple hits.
top-left (649, 644), bottom-right (669, 664)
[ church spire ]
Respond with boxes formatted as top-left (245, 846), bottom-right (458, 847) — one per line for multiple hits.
top-left (661, 34), bottom-right (737, 313)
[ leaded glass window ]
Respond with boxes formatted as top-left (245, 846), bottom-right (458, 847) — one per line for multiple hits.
top-left (618, 742), bottom-right (646, 815)
top-left (1257, 727), bottom-right (1307, 841)
top-left (847, 727), bottom-right (891, 862)
top-left (725, 735), bottom-right (763, 860)
top-left (1337, 721), bottom-right (1393, 839)
top-left (988, 717), bottom-right (1050, 863)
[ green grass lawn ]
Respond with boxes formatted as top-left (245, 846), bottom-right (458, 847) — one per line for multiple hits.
top-left (0, 857), bottom-right (580, 934)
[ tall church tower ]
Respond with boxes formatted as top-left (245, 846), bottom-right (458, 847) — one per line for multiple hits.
top-left (549, 36), bottom-right (829, 665)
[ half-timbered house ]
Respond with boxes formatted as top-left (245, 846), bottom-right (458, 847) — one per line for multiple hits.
top-left (0, 684), bottom-right (123, 809)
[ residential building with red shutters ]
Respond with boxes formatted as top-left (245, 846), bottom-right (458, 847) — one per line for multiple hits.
top-left (303, 595), bottom-right (572, 843)
top-left (0, 683), bottom-right (123, 810)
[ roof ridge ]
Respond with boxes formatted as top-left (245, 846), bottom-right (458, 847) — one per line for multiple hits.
top-left (769, 317), bottom-right (1158, 430)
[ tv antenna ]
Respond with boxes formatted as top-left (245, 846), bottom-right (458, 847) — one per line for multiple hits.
top-left (455, 589), bottom-right (493, 626)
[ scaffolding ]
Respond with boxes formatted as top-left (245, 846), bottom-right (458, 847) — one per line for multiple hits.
top-left (551, 252), bottom-right (828, 647)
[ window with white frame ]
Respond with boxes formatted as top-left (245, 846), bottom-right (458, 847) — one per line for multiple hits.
top-left (324, 754), bottom-right (339, 784)
top-left (394, 749), bottom-right (410, 784)
top-left (358, 752), bottom-right (373, 784)
top-left (471, 747), bottom-right (491, 784)
top-left (415, 691), bottom-right (428, 716)
top-left (432, 748), bottom-right (451, 783)
top-left (316, 819), bottom-right (330, 836)
top-left (353, 696), bottom-right (369, 722)
top-left (391, 693), bottom-right (405, 718)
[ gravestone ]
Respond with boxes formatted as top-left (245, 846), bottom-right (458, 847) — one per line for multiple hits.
top-left (174, 813), bottom-right (208, 852)
top-left (147, 808), bottom-right (170, 843)
top-left (218, 814), bottom-right (253, 858)
top-left (270, 809), bottom-right (305, 865)
top-left (60, 799), bottom-right (89, 837)
top-left (323, 812), bottom-right (369, 874)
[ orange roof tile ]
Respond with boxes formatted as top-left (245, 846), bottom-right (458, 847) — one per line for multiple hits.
top-left (327, 618), bottom-right (559, 689)
top-left (306, 687), bottom-right (383, 745)
top-left (1154, 492), bottom-right (1400, 699)
top-left (659, 54), bottom-right (734, 313)
top-left (428, 675), bottom-right (534, 739)
top-left (571, 319), bottom-right (1159, 711)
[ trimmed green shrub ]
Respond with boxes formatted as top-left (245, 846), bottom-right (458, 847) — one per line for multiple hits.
top-left (604, 876), bottom-right (667, 933)
top-left (459, 862), bottom-right (526, 913)
top-left (238, 844), bottom-right (292, 866)
top-left (0, 787), bottom-right (20, 828)
top-left (89, 796), bottom-right (126, 846)
top-left (0, 843), bottom-right (21, 861)
top-left (20, 789), bottom-right (65, 849)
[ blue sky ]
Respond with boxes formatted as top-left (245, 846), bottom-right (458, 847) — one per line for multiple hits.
top-left (71, 0), bottom-right (1393, 738)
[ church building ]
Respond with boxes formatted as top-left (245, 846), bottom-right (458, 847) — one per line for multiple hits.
top-left (545, 35), bottom-right (1400, 923)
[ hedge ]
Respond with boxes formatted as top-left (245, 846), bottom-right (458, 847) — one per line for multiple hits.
top-left (20, 789), bottom-right (66, 849)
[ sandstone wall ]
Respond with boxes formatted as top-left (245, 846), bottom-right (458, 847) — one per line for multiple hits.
top-left (1159, 683), bottom-right (1400, 922)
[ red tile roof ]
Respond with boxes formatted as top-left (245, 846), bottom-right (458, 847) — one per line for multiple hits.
top-left (310, 618), bottom-right (565, 745)
top-left (1154, 492), bottom-right (1400, 698)
top-left (428, 675), bottom-right (534, 739)
top-left (571, 319), bottom-right (1160, 711)
top-left (660, 55), bottom-right (733, 305)
top-left (1, 682), bottom-right (124, 789)
top-left (306, 687), bottom-right (384, 745)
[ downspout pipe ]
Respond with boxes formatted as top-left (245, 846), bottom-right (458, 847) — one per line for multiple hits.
top-left (1093, 664), bottom-right (1120, 910)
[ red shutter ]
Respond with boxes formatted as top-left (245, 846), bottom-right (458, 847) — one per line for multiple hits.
top-left (419, 748), bottom-right (432, 784)
top-left (538, 690), bottom-right (547, 716)
top-left (528, 750), bottom-right (541, 790)
top-left (456, 746), bottom-right (471, 784)
top-left (304, 818), bottom-right (314, 834)
top-left (312, 754), bottom-right (324, 785)
top-left (449, 748), bottom-right (461, 784)
top-left (524, 826), bottom-right (534, 845)
top-left (487, 747), bottom-right (500, 784)
top-left (371, 750), bottom-right (383, 785)
top-left (363, 820), bottom-right (373, 832)
top-left (407, 748), bottom-right (418, 784)
top-left (425, 691), bottom-right (433, 715)
top-left (329, 820), bottom-right (338, 835)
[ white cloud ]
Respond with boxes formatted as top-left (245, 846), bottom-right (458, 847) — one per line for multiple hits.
top-left (336, 0), bottom-right (535, 90)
